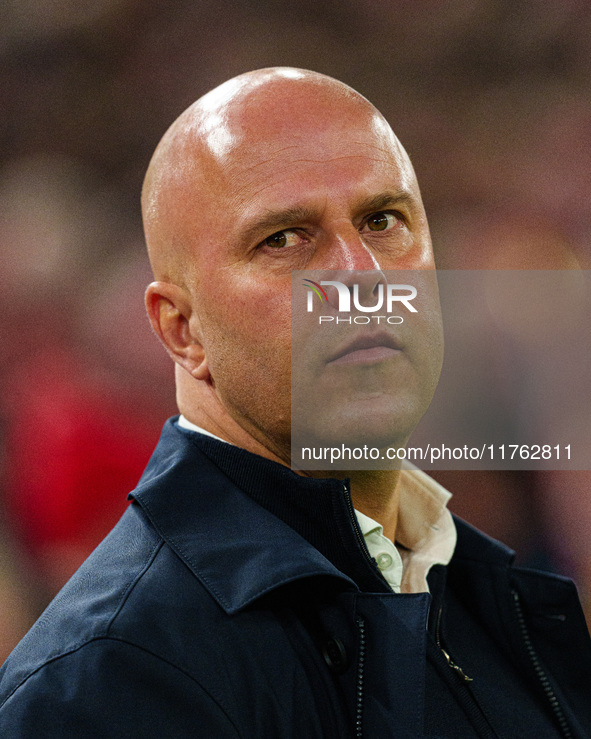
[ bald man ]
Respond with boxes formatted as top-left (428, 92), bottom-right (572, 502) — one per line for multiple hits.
top-left (1, 69), bottom-right (590, 738)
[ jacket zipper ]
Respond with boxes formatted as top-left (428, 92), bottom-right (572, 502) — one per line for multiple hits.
top-left (435, 606), bottom-right (473, 683)
top-left (343, 483), bottom-right (369, 738)
top-left (434, 608), bottom-right (503, 738)
top-left (343, 482), bottom-right (374, 566)
top-left (511, 589), bottom-right (573, 738)
top-left (355, 616), bottom-right (366, 739)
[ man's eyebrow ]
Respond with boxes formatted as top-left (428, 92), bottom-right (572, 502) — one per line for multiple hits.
top-left (241, 190), bottom-right (416, 244)
top-left (241, 206), bottom-right (320, 244)
top-left (353, 190), bottom-right (415, 216)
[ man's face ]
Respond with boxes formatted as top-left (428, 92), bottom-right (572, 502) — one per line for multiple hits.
top-left (177, 84), bottom-right (442, 462)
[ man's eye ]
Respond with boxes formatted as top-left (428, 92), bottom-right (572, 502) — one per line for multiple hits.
top-left (262, 230), bottom-right (299, 249)
top-left (364, 212), bottom-right (397, 232)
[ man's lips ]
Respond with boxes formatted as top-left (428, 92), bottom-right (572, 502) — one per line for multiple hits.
top-left (326, 331), bottom-right (403, 366)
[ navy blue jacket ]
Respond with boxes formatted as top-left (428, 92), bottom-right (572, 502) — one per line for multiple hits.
top-left (1, 418), bottom-right (590, 738)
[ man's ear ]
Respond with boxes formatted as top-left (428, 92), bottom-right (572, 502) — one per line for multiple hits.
top-left (145, 282), bottom-right (210, 381)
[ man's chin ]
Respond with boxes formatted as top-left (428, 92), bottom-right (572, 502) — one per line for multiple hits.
top-left (302, 398), bottom-right (424, 435)
top-left (292, 418), bottom-right (414, 454)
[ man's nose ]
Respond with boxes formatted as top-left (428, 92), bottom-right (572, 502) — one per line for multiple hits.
top-left (311, 229), bottom-right (388, 312)
top-left (315, 227), bottom-right (381, 271)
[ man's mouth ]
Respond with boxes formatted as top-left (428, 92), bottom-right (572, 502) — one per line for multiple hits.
top-left (327, 331), bottom-right (403, 366)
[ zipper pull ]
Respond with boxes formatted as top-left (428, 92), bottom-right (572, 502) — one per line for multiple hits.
top-left (436, 606), bottom-right (473, 683)
top-left (440, 646), bottom-right (473, 683)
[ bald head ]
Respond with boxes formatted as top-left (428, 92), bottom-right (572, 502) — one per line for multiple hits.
top-left (141, 67), bottom-right (410, 284)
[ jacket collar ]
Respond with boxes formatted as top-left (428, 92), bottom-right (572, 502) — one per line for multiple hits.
top-left (452, 514), bottom-right (516, 567)
top-left (129, 418), bottom-right (390, 613)
top-left (130, 418), bottom-right (522, 614)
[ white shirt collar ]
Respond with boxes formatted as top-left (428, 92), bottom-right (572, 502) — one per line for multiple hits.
top-left (355, 464), bottom-right (456, 593)
top-left (177, 415), bottom-right (228, 443)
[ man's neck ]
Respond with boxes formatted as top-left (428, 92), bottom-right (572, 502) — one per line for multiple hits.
top-left (302, 467), bottom-right (401, 542)
top-left (178, 390), bottom-right (291, 467)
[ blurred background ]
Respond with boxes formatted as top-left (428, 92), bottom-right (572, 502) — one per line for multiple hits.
top-left (1, 0), bottom-right (591, 659)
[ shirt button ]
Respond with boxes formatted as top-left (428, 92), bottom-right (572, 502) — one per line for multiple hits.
top-left (376, 552), bottom-right (393, 570)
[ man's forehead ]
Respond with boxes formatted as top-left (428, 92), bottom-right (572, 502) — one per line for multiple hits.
top-left (195, 99), bottom-right (414, 202)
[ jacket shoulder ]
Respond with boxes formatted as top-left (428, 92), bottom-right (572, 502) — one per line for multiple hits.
top-left (0, 636), bottom-right (241, 737)
top-left (0, 503), bottom-right (164, 701)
